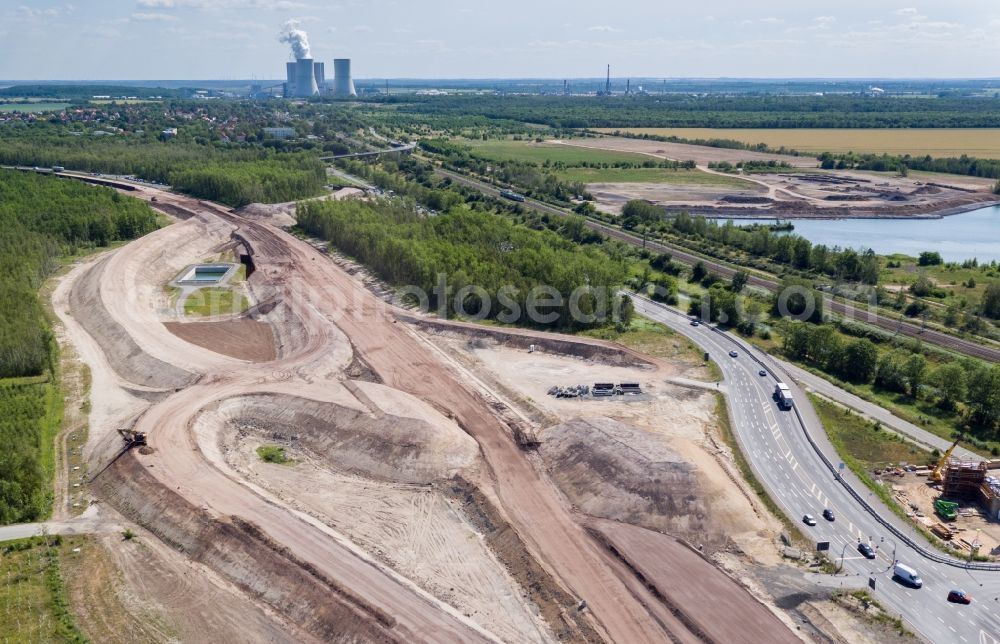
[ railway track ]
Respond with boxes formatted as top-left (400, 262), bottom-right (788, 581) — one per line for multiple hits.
top-left (437, 168), bottom-right (1000, 363)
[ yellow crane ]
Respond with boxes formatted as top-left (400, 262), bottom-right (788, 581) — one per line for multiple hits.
top-left (931, 436), bottom-right (962, 482)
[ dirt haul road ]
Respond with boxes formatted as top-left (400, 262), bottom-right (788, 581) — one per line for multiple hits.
top-left (74, 185), bottom-right (674, 642)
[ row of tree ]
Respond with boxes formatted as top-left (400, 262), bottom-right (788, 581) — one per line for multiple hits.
top-left (782, 322), bottom-right (1000, 431)
top-left (0, 170), bottom-right (158, 524)
top-left (818, 152), bottom-right (1000, 179)
top-left (296, 199), bottom-right (630, 330)
top-left (665, 211), bottom-right (880, 284)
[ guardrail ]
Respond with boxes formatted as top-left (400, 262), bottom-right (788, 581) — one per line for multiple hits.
top-left (630, 293), bottom-right (1000, 572)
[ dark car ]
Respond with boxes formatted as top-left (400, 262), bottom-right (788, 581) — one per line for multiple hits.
top-left (729, 350), bottom-right (738, 358)
top-left (823, 509), bottom-right (835, 521)
top-left (858, 542), bottom-right (876, 559)
top-left (947, 590), bottom-right (972, 604)
top-left (802, 514), bottom-right (817, 526)
top-left (758, 369), bottom-right (767, 377)
top-left (690, 320), bottom-right (700, 326)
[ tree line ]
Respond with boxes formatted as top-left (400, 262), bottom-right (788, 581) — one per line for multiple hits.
top-left (0, 170), bottom-right (158, 523)
top-left (296, 199), bottom-right (629, 330)
top-left (818, 152), bottom-right (1000, 180)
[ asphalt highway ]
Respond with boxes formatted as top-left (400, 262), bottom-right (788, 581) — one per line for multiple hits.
top-left (632, 295), bottom-right (1000, 644)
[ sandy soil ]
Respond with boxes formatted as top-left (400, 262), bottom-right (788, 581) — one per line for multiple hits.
top-left (557, 137), bottom-right (1000, 218)
top-left (556, 137), bottom-right (818, 168)
top-left (894, 473), bottom-right (1000, 556)
top-left (213, 400), bottom-right (552, 643)
top-left (62, 529), bottom-right (311, 644)
top-left (589, 518), bottom-right (801, 643)
top-left (56, 178), bottom-right (801, 643)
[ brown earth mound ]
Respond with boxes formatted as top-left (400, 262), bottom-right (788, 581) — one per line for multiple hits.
top-left (94, 454), bottom-right (400, 642)
top-left (589, 518), bottom-right (799, 644)
top-left (165, 319), bottom-right (277, 362)
top-left (217, 392), bottom-right (479, 484)
top-left (69, 255), bottom-right (196, 390)
top-left (539, 417), bottom-right (715, 544)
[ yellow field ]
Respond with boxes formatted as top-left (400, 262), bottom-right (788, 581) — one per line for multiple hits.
top-left (595, 128), bottom-right (1000, 158)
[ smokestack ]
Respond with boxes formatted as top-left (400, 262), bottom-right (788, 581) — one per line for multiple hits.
top-left (294, 58), bottom-right (319, 97)
top-left (333, 59), bottom-right (356, 97)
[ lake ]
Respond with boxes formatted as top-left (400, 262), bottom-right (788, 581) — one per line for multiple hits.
top-left (714, 204), bottom-right (1000, 263)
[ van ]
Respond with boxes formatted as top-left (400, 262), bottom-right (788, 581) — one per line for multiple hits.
top-left (893, 563), bottom-right (923, 588)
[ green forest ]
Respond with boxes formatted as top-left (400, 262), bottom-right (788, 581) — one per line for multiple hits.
top-left (0, 170), bottom-right (158, 523)
top-left (378, 94), bottom-right (1000, 129)
top-left (296, 199), bottom-right (629, 330)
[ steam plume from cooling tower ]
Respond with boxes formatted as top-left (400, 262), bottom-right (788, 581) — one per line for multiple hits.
top-left (279, 20), bottom-right (311, 60)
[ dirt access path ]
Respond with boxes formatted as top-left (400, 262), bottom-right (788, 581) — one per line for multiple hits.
top-left (63, 183), bottom-right (674, 642)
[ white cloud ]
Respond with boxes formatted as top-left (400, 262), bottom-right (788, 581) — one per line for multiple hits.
top-left (587, 25), bottom-right (621, 32)
top-left (895, 7), bottom-right (919, 16)
top-left (353, 25), bottom-right (373, 32)
top-left (131, 12), bottom-right (179, 21)
top-left (18, 3), bottom-right (74, 20)
top-left (136, 0), bottom-right (304, 8)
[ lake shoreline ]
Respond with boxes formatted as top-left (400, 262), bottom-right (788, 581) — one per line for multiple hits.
top-left (667, 197), bottom-right (1000, 221)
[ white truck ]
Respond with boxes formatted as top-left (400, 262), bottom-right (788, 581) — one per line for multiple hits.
top-left (774, 383), bottom-right (794, 410)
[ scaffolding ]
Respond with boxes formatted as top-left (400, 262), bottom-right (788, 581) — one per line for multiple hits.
top-left (941, 461), bottom-right (987, 500)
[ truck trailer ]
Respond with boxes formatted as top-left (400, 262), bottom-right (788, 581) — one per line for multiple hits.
top-left (774, 383), bottom-right (794, 410)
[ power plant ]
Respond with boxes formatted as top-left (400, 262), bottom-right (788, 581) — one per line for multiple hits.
top-left (332, 59), bottom-right (356, 98)
top-left (285, 58), bottom-right (322, 97)
top-left (278, 20), bottom-right (354, 98)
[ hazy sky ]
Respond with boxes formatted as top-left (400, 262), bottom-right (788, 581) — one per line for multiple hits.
top-left (1, 0), bottom-right (999, 80)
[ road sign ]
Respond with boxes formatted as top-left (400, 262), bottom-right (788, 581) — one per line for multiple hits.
top-left (868, 577), bottom-right (876, 591)
top-left (816, 541), bottom-right (830, 551)
top-left (838, 462), bottom-right (845, 472)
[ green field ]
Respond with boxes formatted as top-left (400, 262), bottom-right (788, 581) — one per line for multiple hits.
top-left (464, 139), bottom-right (652, 165)
top-left (0, 102), bottom-right (70, 113)
top-left (0, 535), bottom-right (87, 642)
top-left (598, 127), bottom-right (1000, 158)
top-left (813, 395), bottom-right (932, 470)
top-left (554, 166), bottom-right (754, 187)
top-left (183, 288), bottom-right (248, 317)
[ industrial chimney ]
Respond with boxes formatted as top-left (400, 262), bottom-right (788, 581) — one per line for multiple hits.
top-left (333, 59), bottom-right (356, 97)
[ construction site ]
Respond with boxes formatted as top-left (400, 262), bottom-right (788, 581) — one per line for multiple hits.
top-left (41, 176), bottom-right (829, 643)
top-left (884, 439), bottom-right (1000, 559)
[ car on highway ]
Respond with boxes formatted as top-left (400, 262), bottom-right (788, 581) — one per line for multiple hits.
top-left (947, 589), bottom-right (972, 604)
top-left (729, 350), bottom-right (738, 358)
top-left (690, 320), bottom-right (700, 326)
top-left (822, 509), bottom-right (835, 521)
top-left (893, 563), bottom-right (923, 588)
top-left (802, 514), bottom-right (817, 526)
top-left (758, 369), bottom-right (767, 377)
top-left (857, 542), bottom-right (876, 559)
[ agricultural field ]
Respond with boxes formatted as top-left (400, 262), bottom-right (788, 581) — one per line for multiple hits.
top-left (554, 165), bottom-right (754, 188)
top-left (598, 127), bottom-right (1000, 158)
top-left (0, 102), bottom-right (70, 113)
top-left (463, 138), bottom-right (651, 165)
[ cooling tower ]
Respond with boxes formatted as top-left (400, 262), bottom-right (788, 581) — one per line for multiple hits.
top-left (293, 58), bottom-right (319, 97)
top-left (333, 58), bottom-right (356, 97)
top-left (314, 61), bottom-right (325, 90)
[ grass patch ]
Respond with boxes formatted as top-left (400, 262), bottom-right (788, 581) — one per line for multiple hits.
top-left (256, 445), bottom-right (291, 464)
top-left (182, 287), bottom-right (248, 317)
top-left (464, 138), bottom-right (651, 165)
top-left (833, 590), bottom-right (913, 638)
top-left (597, 127), bottom-right (1000, 158)
top-left (581, 315), bottom-right (711, 378)
top-left (812, 395), bottom-right (933, 470)
top-left (553, 166), bottom-right (755, 188)
top-left (0, 102), bottom-right (70, 113)
top-left (0, 535), bottom-right (87, 642)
